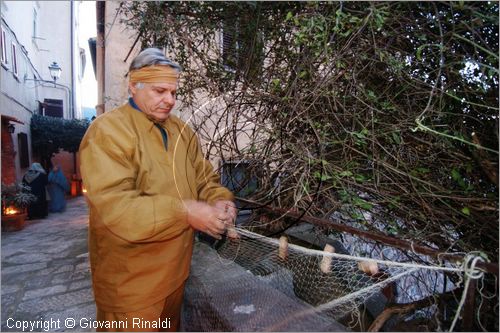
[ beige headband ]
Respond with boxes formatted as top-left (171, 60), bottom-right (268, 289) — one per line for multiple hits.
top-left (129, 65), bottom-right (179, 84)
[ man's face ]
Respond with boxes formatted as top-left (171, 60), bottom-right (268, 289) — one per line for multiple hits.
top-left (129, 82), bottom-right (177, 122)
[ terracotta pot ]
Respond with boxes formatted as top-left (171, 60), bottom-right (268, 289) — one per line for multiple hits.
top-left (1, 212), bottom-right (27, 231)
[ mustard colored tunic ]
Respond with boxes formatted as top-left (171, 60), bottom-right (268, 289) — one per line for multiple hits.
top-left (79, 102), bottom-right (233, 312)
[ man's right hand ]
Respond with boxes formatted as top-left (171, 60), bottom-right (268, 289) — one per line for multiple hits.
top-left (184, 200), bottom-right (231, 240)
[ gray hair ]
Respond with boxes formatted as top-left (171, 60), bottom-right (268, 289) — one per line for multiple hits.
top-left (129, 48), bottom-right (182, 72)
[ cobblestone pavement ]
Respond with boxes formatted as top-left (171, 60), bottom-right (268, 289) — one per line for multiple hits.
top-left (2, 196), bottom-right (96, 332)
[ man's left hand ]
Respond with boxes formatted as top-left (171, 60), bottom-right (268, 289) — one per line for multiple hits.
top-left (214, 200), bottom-right (239, 238)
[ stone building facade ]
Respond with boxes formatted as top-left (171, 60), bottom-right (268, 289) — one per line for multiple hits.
top-left (1, 1), bottom-right (83, 185)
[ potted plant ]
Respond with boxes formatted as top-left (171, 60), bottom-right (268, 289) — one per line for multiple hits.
top-left (1, 182), bottom-right (37, 231)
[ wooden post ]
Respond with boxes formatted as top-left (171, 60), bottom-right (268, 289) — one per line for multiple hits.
top-left (461, 278), bottom-right (477, 331)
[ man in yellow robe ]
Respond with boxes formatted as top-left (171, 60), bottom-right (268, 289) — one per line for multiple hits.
top-left (79, 48), bottom-right (236, 332)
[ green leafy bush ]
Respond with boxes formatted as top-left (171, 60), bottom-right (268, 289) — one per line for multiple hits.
top-left (30, 114), bottom-right (89, 169)
top-left (1, 183), bottom-right (37, 214)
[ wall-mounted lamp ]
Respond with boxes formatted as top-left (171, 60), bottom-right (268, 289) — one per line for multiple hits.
top-left (48, 61), bottom-right (62, 87)
top-left (7, 123), bottom-right (15, 133)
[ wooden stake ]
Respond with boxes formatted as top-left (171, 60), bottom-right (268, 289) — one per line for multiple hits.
top-left (461, 278), bottom-right (477, 331)
top-left (320, 244), bottom-right (335, 273)
top-left (278, 236), bottom-right (288, 260)
top-left (358, 260), bottom-right (379, 275)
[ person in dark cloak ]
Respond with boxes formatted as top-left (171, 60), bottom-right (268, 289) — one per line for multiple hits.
top-left (22, 162), bottom-right (49, 219)
top-left (48, 165), bottom-right (70, 213)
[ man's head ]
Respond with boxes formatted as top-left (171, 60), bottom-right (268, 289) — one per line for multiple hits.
top-left (128, 48), bottom-right (182, 123)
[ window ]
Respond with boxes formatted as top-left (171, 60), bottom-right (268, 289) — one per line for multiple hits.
top-left (79, 47), bottom-right (86, 79)
top-left (43, 98), bottom-right (64, 118)
top-left (220, 17), bottom-right (264, 83)
top-left (221, 161), bottom-right (258, 198)
top-left (11, 42), bottom-right (18, 77)
top-left (221, 20), bottom-right (240, 71)
top-left (38, 100), bottom-right (45, 115)
top-left (1, 27), bottom-right (7, 65)
top-left (17, 133), bottom-right (30, 168)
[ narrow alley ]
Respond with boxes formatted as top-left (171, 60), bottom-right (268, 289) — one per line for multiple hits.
top-left (2, 196), bottom-right (95, 332)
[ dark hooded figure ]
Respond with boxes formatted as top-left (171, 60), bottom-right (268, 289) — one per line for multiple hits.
top-left (22, 162), bottom-right (49, 219)
top-left (48, 165), bottom-right (70, 213)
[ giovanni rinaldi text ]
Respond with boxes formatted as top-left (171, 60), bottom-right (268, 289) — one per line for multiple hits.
top-left (6, 317), bottom-right (172, 331)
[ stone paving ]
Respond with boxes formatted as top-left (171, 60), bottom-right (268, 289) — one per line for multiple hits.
top-left (1, 196), bottom-right (96, 332)
top-left (1, 197), bottom-right (350, 332)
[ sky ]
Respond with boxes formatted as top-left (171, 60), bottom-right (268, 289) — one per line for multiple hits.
top-left (78, 1), bottom-right (97, 118)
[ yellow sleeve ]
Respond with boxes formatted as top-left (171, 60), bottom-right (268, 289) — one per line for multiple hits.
top-left (80, 120), bottom-right (189, 243)
top-left (188, 131), bottom-right (234, 204)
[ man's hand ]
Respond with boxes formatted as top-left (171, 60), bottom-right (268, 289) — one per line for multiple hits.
top-left (214, 200), bottom-right (239, 239)
top-left (214, 200), bottom-right (237, 221)
top-left (184, 200), bottom-right (230, 240)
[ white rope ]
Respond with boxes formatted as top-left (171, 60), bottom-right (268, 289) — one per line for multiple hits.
top-left (266, 268), bottom-right (419, 331)
top-left (215, 237), bottom-right (242, 265)
top-left (236, 228), bottom-right (465, 273)
top-left (448, 254), bottom-right (485, 332)
top-left (475, 273), bottom-right (498, 331)
top-left (315, 268), bottom-right (419, 312)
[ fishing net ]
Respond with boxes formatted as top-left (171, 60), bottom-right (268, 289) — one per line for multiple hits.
top-left (183, 227), bottom-right (487, 331)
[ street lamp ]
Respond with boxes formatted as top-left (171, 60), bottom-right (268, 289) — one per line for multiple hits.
top-left (48, 61), bottom-right (62, 87)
